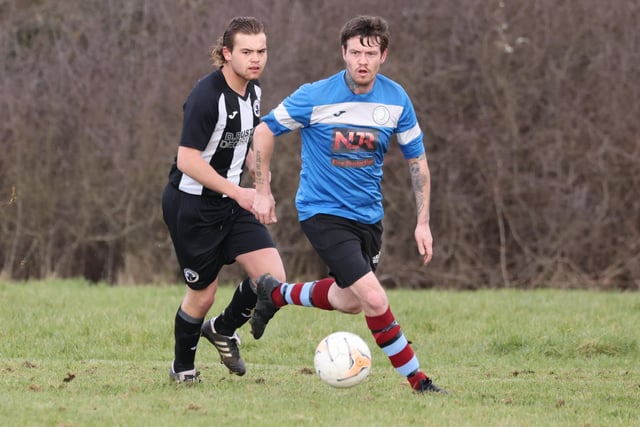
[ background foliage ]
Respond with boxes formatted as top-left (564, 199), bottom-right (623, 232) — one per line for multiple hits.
top-left (1, 0), bottom-right (638, 288)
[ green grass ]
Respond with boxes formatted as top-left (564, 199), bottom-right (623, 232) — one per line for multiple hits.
top-left (1, 279), bottom-right (639, 426)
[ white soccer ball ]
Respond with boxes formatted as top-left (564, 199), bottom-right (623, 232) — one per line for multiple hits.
top-left (313, 331), bottom-right (372, 388)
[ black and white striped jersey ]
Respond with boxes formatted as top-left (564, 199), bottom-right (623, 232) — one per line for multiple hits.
top-left (168, 68), bottom-right (262, 198)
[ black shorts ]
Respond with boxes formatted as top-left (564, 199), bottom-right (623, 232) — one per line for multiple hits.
top-left (162, 184), bottom-right (276, 290)
top-left (300, 214), bottom-right (383, 288)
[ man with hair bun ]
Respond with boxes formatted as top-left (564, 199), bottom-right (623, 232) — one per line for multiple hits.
top-left (162, 16), bottom-right (285, 383)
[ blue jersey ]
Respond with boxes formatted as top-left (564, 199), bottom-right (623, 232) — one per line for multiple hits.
top-left (262, 70), bottom-right (425, 224)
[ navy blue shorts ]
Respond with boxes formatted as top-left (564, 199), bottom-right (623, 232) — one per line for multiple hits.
top-left (300, 214), bottom-right (382, 288)
top-left (162, 184), bottom-right (276, 290)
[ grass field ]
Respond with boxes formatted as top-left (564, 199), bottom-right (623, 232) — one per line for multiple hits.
top-left (1, 279), bottom-right (638, 426)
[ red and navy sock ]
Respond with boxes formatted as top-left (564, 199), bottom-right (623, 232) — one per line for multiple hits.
top-left (271, 278), bottom-right (334, 311)
top-left (365, 306), bottom-right (426, 390)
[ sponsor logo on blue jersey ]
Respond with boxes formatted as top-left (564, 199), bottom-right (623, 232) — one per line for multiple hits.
top-left (331, 127), bottom-right (379, 153)
top-left (330, 127), bottom-right (378, 168)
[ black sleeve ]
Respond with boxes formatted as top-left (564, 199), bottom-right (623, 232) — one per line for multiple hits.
top-left (179, 77), bottom-right (218, 150)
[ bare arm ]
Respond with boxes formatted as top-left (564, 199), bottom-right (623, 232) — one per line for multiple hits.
top-left (245, 146), bottom-right (256, 181)
top-left (246, 141), bottom-right (271, 186)
top-left (251, 122), bottom-right (278, 224)
top-left (407, 153), bottom-right (434, 265)
top-left (176, 146), bottom-right (254, 210)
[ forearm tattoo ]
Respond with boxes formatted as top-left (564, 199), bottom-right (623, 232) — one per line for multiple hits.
top-left (410, 154), bottom-right (429, 221)
top-left (255, 150), bottom-right (265, 185)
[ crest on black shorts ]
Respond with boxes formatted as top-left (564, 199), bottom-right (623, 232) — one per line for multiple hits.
top-left (183, 268), bottom-right (199, 284)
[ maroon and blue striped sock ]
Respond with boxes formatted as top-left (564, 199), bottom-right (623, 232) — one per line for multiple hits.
top-left (271, 278), bottom-right (334, 310)
top-left (366, 306), bottom-right (426, 389)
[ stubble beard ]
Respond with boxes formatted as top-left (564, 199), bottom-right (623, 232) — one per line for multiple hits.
top-left (345, 69), bottom-right (374, 93)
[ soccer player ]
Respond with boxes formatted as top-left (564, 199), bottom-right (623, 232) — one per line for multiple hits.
top-left (162, 16), bottom-right (285, 383)
top-left (250, 15), bottom-right (446, 394)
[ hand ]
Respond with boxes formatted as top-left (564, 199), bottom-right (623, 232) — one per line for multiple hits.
top-left (234, 187), bottom-right (257, 212)
top-left (252, 191), bottom-right (278, 224)
top-left (414, 223), bottom-right (433, 265)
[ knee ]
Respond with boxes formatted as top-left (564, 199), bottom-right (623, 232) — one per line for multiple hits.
top-left (361, 290), bottom-right (388, 315)
top-left (183, 286), bottom-right (216, 316)
top-left (200, 293), bottom-right (215, 310)
top-left (186, 294), bottom-right (214, 315)
top-left (369, 293), bottom-right (388, 310)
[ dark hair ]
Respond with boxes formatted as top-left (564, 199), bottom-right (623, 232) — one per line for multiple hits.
top-left (211, 16), bottom-right (265, 66)
top-left (340, 16), bottom-right (390, 53)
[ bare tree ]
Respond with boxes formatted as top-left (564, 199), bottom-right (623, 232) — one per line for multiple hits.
top-left (1, 0), bottom-right (638, 289)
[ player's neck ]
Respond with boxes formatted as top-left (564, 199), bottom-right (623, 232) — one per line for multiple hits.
top-left (221, 65), bottom-right (249, 97)
top-left (344, 71), bottom-right (374, 95)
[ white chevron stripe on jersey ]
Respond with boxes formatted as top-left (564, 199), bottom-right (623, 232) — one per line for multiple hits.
top-left (310, 102), bottom-right (403, 128)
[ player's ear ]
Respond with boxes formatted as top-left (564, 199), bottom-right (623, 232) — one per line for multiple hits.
top-left (380, 49), bottom-right (388, 64)
top-left (223, 46), bottom-right (232, 62)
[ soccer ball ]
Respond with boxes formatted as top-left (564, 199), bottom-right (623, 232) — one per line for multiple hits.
top-left (313, 331), bottom-right (372, 388)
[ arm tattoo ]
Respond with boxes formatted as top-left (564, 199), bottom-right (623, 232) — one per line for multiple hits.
top-left (409, 154), bottom-right (429, 221)
top-left (254, 150), bottom-right (265, 185)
